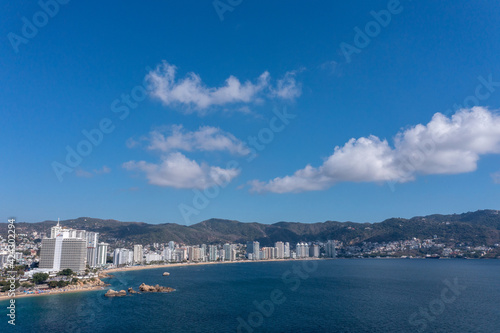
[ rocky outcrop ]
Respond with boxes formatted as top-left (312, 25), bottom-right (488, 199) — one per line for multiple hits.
top-left (138, 283), bottom-right (175, 293)
top-left (105, 289), bottom-right (127, 297)
top-left (128, 287), bottom-right (139, 294)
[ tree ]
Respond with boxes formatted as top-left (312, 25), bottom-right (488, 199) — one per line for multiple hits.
top-left (48, 281), bottom-right (59, 289)
top-left (32, 273), bottom-right (49, 285)
top-left (59, 268), bottom-right (74, 276)
top-left (57, 280), bottom-right (69, 288)
top-left (71, 278), bottom-right (79, 284)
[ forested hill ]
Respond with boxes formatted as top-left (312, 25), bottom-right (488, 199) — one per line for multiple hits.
top-left (2, 210), bottom-right (499, 246)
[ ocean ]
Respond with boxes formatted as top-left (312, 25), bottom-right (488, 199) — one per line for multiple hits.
top-left (2, 259), bottom-right (499, 332)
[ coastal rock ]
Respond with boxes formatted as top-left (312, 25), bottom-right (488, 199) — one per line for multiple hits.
top-left (128, 287), bottom-right (139, 294)
top-left (138, 283), bottom-right (175, 293)
top-left (105, 289), bottom-right (127, 297)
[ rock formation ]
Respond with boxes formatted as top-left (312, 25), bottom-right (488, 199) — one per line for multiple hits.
top-left (128, 287), bottom-right (139, 294)
top-left (104, 289), bottom-right (127, 297)
top-left (138, 283), bottom-right (175, 293)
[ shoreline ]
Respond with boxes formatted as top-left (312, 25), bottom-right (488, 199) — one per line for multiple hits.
top-left (103, 257), bottom-right (321, 274)
top-left (0, 285), bottom-right (106, 301)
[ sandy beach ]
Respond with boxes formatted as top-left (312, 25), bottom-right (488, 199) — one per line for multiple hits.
top-left (103, 258), bottom-right (320, 274)
top-left (0, 285), bottom-right (106, 301)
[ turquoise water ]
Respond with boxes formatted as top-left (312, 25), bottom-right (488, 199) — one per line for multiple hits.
top-left (1, 259), bottom-right (499, 332)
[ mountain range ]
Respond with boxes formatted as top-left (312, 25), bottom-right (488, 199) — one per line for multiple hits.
top-left (2, 210), bottom-right (500, 246)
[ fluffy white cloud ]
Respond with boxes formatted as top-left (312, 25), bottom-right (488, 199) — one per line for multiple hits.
top-left (270, 70), bottom-right (302, 100)
top-left (250, 107), bottom-right (500, 193)
top-left (141, 125), bottom-right (250, 156)
top-left (123, 152), bottom-right (240, 190)
top-left (145, 61), bottom-right (301, 113)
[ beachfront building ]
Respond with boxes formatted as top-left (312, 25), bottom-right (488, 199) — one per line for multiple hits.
top-left (86, 232), bottom-right (99, 268)
top-left (208, 245), bottom-right (218, 261)
top-left (246, 241), bottom-right (260, 260)
top-left (113, 248), bottom-right (132, 266)
top-left (275, 242), bottom-right (284, 259)
top-left (97, 242), bottom-right (109, 266)
top-left (133, 244), bottom-right (144, 264)
top-left (325, 240), bottom-right (337, 258)
top-left (284, 242), bottom-right (290, 258)
top-left (223, 243), bottom-right (233, 261)
top-left (39, 221), bottom-right (87, 272)
top-left (296, 243), bottom-right (309, 258)
top-left (310, 244), bottom-right (320, 258)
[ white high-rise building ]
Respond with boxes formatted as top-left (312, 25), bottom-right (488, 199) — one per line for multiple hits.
top-left (86, 232), bottom-right (99, 268)
top-left (113, 248), bottom-right (132, 266)
top-left (40, 220), bottom-right (87, 272)
top-left (296, 243), bottom-right (309, 258)
top-left (97, 242), bottom-right (109, 266)
top-left (284, 242), bottom-right (290, 258)
top-left (275, 242), bottom-right (284, 259)
top-left (223, 244), bottom-right (233, 261)
top-left (164, 248), bottom-right (173, 262)
top-left (208, 245), bottom-right (218, 261)
top-left (325, 240), bottom-right (337, 258)
top-left (133, 245), bottom-right (143, 264)
top-left (246, 241), bottom-right (260, 260)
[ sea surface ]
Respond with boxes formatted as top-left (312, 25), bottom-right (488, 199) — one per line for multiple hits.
top-left (1, 259), bottom-right (499, 333)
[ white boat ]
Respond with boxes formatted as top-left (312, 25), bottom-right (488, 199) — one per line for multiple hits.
top-left (162, 272), bottom-right (170, 276)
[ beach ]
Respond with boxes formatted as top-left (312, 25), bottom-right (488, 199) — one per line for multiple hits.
top-left (103, 258), bottom-right (320, 274)
top-left (0, 285), bottom-right (106, 301)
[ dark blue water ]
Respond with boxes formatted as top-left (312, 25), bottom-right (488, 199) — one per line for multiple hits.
top-left (1, 259), bottom-right (499, 332)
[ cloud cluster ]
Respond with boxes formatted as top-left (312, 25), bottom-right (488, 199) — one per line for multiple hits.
top-left (123, 153), bottom-right (239, 190)
top-left (123, 126), bottom-right (246, 189)
top-left (250, 107), bottom-right (500, 193)
top-left (145, 61), bottom-right (301, 113)
top-left (131, 125), bottom-right (250, 156)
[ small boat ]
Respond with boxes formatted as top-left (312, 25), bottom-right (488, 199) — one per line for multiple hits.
top-left (425, 255), bottom-right (440, 259)
top-left (162, 272), bottom-right (170, 276)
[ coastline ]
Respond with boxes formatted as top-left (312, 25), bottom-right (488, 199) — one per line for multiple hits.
top-left (103, 258), bottom-right (321, 274)
top-left (0, 285), bottom-right (106, 301)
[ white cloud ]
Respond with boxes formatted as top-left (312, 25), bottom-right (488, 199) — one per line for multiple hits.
top-left (123, 152), bottom-right (240, 189)
top-left (270, 70), bottom-right (302, 100)
top-left (94, 166), bottom-right (111, 174)
top-left (250, 107), bottom-right (500, 193)
top-left (75, 166), bottom-right (111, 178)
top-left (75, 168), bottom-right (93, 178)
top-left (143, 125), bottom-right (250, 156)
top-left (145, 61), bottom-right (301, 113)
top-left (491, 171), bottom-right (500, 184)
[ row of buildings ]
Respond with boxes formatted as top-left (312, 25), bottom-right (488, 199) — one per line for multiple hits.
top-left (25, 221), bottom-right (338, 273)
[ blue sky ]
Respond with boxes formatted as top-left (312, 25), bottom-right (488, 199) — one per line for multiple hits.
top-left (1, 0), bottom-right (500, 224)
